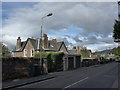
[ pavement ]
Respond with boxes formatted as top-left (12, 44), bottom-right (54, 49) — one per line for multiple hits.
top-left (2, 73), bottom-right (56, 90)
top-left (2, 62), bottom-right (120, 89)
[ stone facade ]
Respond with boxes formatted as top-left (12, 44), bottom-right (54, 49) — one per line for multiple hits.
top-left (42, 34), bottom-right (48, 49)
top-left (23, 40), bottom-right (35, 57)
top-left (13, 52), bottom-right (23, 57)
top-left (13, 38), bottom-right (36, 57)
top-left (59, 43), bottom-right (68, 54)
top-left (13, 34), bottom-right (68, 57)
top-left (16, 37), bottom-right (21, 50)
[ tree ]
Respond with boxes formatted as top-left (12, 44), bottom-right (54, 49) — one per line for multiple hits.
top-left (113, 20), bottom-right (120, 41)
top-left (1, 43), bottom-right (10, 57)
top-left (93, 51), bottom-right (101, 58)
top-left (80, 49), bottom-right (90, 58)
top-left (73, 46), bottom-right (76, 49)
top-left (111, 47), bottom-right (120, 57)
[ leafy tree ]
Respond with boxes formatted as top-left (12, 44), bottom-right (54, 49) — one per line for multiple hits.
top-left (0, 49), bottom-right (2, 56)
top-left (73, 46), bottom-right (76, 49)
top-left (104, 53), bottom-right (109, 58)
top-left (111, 47), bottom-right (120, 57)
top-left (113, 20), bottom-right (120, 40)
top-left (93, 51), bottom-right (101, 58)
top-left (80, 49), bottom-right (90, 58)
top-left (1, 44), bottom-right (10, 57)
top-left (113, 20), bottom-right (120, 57)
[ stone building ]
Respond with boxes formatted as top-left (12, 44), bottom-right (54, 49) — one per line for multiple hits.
top-left (63, 54), bottom-right (81, 71)
top-left (68, 46), bottom-right (81, 54)
top-left (13, 34), bottom-right (68, 57)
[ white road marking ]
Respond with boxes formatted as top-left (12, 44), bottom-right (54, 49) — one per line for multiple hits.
top-left (64, 77), bottom-right (88, 89)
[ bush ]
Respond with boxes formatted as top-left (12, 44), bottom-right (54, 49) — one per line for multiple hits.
top-left (111, 47), bottom-right (120, 57)
top-left (34, 52), bottom-right (48, 58)
top-left (34, 52), bottom-right (64, 72)
top-left (50, 52), bottom-right (64, 72)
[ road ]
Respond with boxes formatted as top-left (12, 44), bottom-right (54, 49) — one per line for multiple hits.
top-left (18, 62), bottom-right (119, 89)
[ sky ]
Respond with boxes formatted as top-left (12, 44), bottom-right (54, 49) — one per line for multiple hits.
top-left (1, 2), bottom-right (119, 52)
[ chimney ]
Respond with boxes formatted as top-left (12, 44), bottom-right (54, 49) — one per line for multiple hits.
top-left (76, 46), bottom-right (81, 53)
top-left (42, 34), bottom-right (48, 49)
top-left (16, 37), bottom-right (21, 50)
top-left (52, 38), bottom-right (57, 42)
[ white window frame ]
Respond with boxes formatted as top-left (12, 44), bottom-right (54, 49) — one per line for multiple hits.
top-left (24, 49), bottom-right (27, 57)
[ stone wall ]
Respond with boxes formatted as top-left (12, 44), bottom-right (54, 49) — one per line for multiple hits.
top-left (2, 57), bottom-right (47, 82)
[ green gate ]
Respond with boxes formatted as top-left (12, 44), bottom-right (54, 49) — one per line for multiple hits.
top-left (68, 57), bottom-right (74, 70)
top-left (76, 56), bottom-right (81, 68)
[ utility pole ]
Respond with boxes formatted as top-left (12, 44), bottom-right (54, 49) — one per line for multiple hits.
top-left (39, 13), bottom-right (53, 74)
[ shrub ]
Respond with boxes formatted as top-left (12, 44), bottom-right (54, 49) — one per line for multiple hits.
top-left (34, 52), bottom-right (48, 58)
top-left (50, 52), bottom-right (64, 71)
top-left (34, 52), bottom-right (64, 72)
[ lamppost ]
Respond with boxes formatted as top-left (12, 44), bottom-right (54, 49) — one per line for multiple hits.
top-left (40, 13), bottom-right (53, 74)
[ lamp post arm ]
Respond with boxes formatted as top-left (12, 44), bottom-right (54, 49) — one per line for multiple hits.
top-left (39, 13), bottom-right (53, 74)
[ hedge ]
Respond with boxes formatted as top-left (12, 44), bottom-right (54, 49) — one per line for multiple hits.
top-left (34, 52), bottom-right (64, 72)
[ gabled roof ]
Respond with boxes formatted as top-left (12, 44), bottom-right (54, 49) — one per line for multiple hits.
top-left (48, 40), bottom-right (58, 50)
top-left (48, 41), bottom-right (68, 52)
top-left (57, 42), bottom-right (63, 51)
top-left (13, 37), bottom-right (68, 53)
top-left (13, 38), bottom-right (43, 52)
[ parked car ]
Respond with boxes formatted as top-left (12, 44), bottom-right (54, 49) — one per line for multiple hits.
top-left (99, 59), bottom-right (105, 64)
top-left (82, 59), bottom-right (90, 67)
top-left (110, 57), bottom-right (118, 61)
top-left (115, 59), bottom-right (120, 62)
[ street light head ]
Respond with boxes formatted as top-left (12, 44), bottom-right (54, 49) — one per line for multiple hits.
top-left (118, 1), bottom-right (120, 5)
top-left (47, 13), bottom-right (53, 16)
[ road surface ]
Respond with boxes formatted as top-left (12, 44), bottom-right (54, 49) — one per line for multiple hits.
top-left (18, 62), bottom-right (119, 89)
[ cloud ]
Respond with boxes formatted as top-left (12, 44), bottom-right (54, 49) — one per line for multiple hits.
top-left (87, 43), bottom-right (118, 52)
top-left (2, 2), bottom-right (118, 51)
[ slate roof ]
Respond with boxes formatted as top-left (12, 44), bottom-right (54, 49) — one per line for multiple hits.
top-left (13, 38), bottom-right (43, 52)
top-left (13, 38), bottom-right (67, 52)
top-left (48, 41), bottom-right (63, 51)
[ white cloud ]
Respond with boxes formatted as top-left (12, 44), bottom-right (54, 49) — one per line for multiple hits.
top-left (87, 43), bottom-right (118, 52)
top-left (1, 0), bottom-right (118, 2)
top-left (2, 2), bottom-right (118, 51)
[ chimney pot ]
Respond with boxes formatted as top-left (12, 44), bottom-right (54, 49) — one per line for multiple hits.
top-left (52, 38), bottom-right (57, 42)
top-left (16, 37), bottom-right (21, 50)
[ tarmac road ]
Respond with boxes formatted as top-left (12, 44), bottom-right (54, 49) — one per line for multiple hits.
top-left (18, 62), bottom-right (119, 89)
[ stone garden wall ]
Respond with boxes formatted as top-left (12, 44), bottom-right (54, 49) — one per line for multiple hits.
top-left (2, 57), bottom-right (47, 82)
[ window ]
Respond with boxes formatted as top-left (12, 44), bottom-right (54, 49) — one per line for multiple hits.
top-left (31, 49), bottom-right (34, 57)
top-left (24, 49), bottom-right (27, 57)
